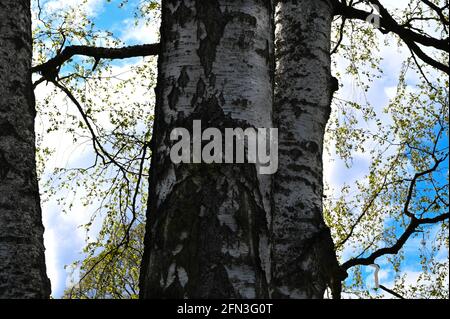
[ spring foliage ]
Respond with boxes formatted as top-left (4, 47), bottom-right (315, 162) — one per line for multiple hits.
top-left (31, 0), bottom-right (448, 298)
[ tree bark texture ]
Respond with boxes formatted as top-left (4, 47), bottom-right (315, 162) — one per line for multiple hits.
top-left (140, 0), bottom-right (274, 298)
top-left (272, 0), bottom-right (342, 298)
top-left (0, 0), bottom-right (51, 298)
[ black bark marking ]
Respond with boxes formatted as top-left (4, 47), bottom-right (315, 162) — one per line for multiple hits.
top-left (0, 236), bottom-right (33, 245)
top-left (290, 148), bottom-right (303, 160)
top-left (0, 151), bottom-right (11, 180)
top-left (255, 40), bottom-right (271, 65)
top-left (287, 164), bottom-right (321, 180)
top-left (232, 12), bottom-right (257, 27)
top-left (173, 0), bottom-right (194, 27)
top-left (195, 0), bottom-right (229, 76)
top-left (232, 98), bottom-right (249, 108)
top-left (208, 73), bottom-right (216, 87)
top-left (190, 77), bottom-right (206, 107)
top-left (168, 84), bottom-right (181, 110)
top-left (300, 140), bottom-right (319, 153)
top-left (237, 33), bottom-right (251, 50)
top-left (177, 67), bottom-right (190, 89)
top-left (0, 121), bottom-right (23, 140)
top-left (4, 36), bottom-right (27, 50)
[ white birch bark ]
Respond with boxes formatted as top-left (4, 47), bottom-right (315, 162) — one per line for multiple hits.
top-left (272, 0), bottom-right (342, 299)
top-left (140, 0), bottom-right (274, 298)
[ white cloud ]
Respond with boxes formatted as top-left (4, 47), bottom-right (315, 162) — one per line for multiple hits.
top-left (384, 86), bottom-right (398, 100)
top-left (380, 0), bottom-right (411, 11)
top-left (43, 0), bottom-right (104, 17)
top-left (41, 197), bottom-right (100, 297)
top-left (42, 226), bottom-right (60, 296)
top-left (120, 18), bottom-right (159, 44)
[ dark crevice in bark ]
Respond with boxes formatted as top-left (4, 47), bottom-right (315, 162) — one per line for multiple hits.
top-left (195, 0), bottom-right (229, 76)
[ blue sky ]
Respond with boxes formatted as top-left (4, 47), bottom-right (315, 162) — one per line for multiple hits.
top-left (32, 0), bottom-right (160, 297)
top-left (31, 0), bottom-right (448, 298)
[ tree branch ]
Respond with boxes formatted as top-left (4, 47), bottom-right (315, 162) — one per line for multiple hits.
top-left (420, 0), bottom-right (449, 27)
top-left (336, 157), bottom-right (400, 248)
top-left (331, 16), bottom-right (347, 55)
top-left (379, 284), bottom-right (405, 299)
top-left (331, 0), bottom-right (449, 74)
top-left (341, 212), bottom-right (449, 271)
top-left (341, 149), bottom-right (449, 272)
top-left (32, 43), bottom-right (160, 78)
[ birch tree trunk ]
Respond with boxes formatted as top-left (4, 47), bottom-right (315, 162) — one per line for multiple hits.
top-left (140, 0), bottom-right (274, 298)
top-left (272, 0), bottom-right (343, 298)
top-left (0, 0), bottom-right (51, 298)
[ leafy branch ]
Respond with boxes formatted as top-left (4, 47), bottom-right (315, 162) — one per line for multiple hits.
top-left (331, 0), bottom-right (449, 74)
